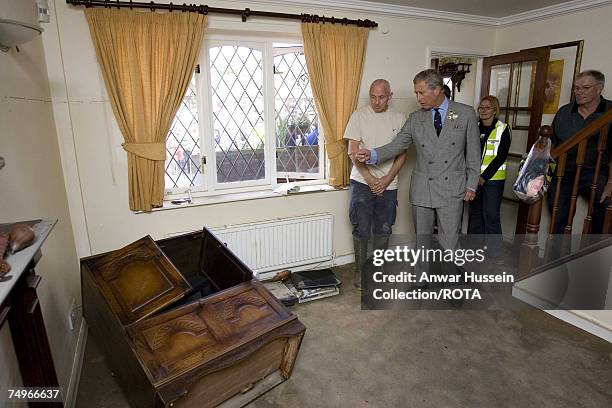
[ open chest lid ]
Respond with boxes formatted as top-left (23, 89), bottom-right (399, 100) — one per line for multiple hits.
top-left (86, 235), bottom-right (191, 326)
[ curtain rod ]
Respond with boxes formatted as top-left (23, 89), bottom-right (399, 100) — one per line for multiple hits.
top-left (65, 0), bottom-right (378, 28)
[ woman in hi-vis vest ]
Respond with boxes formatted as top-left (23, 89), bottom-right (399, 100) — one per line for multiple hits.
top-left (468, 95), bottom-right (511, 258)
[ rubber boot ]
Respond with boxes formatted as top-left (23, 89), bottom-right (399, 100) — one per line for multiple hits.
top-left (372, 235), bottom-right (390, 254)
top-left (353, 238), bottom-right (368, 289)
top-left (370, 235), bottom-right (390, 278)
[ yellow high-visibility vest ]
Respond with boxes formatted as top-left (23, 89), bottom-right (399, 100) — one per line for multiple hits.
top-left (481, 120), bottom-right (507, 181)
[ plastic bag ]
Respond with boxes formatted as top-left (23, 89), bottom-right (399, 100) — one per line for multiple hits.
top-left (513, 137), bottom-right (552, 204)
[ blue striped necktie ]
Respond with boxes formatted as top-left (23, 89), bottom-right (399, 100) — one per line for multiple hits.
top-left (433, 108), bottom-right (442, 136)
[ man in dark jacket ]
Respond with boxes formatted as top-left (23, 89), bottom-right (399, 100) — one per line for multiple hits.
top-left (548, 70), bottom-right (612, 234)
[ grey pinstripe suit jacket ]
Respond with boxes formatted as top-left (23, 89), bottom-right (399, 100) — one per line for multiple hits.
top-left (376, 101), bottom-right (481, 208)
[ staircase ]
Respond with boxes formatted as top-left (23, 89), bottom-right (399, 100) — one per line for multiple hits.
top-left (511, 110), bottom-right (612, 340)
top-left (518, 109), bottom-right (612, 277)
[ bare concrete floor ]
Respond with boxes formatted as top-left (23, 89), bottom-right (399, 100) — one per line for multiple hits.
top-left (76, 264), bottom-right (612, 408)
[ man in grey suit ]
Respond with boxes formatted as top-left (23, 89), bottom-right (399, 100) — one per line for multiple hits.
top-left (357, 69), bottom-right (480, 279)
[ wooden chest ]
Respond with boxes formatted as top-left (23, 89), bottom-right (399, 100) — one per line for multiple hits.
top-left (81, 228), bottom-right (305, 408)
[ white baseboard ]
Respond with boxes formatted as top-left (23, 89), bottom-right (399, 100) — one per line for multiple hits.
top-left (513, 286), bottom-right (611, 343)
top-left (545, 310), bottom-right (612, 343)
top-left (256, 253), bottom-right (356, 281)
top-left (332, 253), bottom-right (354, 267)
top-left (64, 319), bottom-right (88, 408)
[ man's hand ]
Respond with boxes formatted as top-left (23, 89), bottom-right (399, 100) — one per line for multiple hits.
top-left (464, 188), bottom-right (476, 201)
top-left (371, 175), bottom-right (391, 196)
top-left (363, 174), bottom-right (379, 193)
top-left (356, 148), bottom-right (371, 163)
top-left (600, 182), bottom-right (612, 203)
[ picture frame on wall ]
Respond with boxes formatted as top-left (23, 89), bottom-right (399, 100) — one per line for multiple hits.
top-left (541, 41), bottom-right (584, 125)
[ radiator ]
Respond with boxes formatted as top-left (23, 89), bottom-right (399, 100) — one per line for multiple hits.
top-left (210, 214), bottom-right (333, 276)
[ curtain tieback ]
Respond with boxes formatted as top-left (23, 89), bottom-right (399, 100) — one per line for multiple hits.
top-left (122, 142), bottom-right (166, 161)
top-left (325, 139), bottom-right (347, 160)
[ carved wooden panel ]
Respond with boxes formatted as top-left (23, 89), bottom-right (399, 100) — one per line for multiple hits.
top-left (155, 318), bottom-right (306, 407)
top-left (172, 338), bottom-right (286, 408)
top-left (81, 229), bottom-right (305, 408)
top-left (201, 288), bottom-right (274, 341)
top-left (128, 281), bottom-right (293, 383)
top-left (89, 236), bottom-right (191, 326)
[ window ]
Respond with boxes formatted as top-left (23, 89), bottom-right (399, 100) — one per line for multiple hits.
top-left (164, 37), bottom-right (324, 198)
top-left (165, 75), bottom-right (202, 189)
top-left (274, 46), bottom-right (321, 179)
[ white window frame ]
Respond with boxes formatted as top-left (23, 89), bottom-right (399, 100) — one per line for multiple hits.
top-left (203, 39), bottom-right (272, 193)
top-left (164, 34), bottom-right (326, 200)
top-left (164, 72), bottom-right (208, 197)
top-left (272, 45), bottom-right (325, 182)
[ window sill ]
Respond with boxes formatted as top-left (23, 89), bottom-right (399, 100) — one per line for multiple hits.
top-left (145, 183), bottom-right (344, 213)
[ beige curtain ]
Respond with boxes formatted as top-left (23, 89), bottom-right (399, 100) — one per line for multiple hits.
top-left (301, 23), bottom-right (369, 187)
top-left (85, 9), bottom-right (206, 211)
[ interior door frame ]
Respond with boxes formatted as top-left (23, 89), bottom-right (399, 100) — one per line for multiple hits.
top-left (481, 46), bottom-right (550, 150)
top-left (480, 46), bottom-right (550, 236)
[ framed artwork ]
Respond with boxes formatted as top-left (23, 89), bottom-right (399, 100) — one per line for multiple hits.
top-left (543, 59), bottom-right (564, 114)
top-left (541, 40), bottom-right (583, 126)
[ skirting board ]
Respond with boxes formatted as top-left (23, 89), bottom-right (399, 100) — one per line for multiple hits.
top-left (545, 310), bottom-right (612, 343)
top-left (64, 319), bottom-right (88, 408)
top-left (257, 253), bottom-right (355, 281)
top-left (332, 253), bottom-right (354, 267)
top-left (513, 286), bottom-right (612, 343)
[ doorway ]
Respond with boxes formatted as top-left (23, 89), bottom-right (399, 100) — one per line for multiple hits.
top-left (480, 42), bottom-right (583, 237)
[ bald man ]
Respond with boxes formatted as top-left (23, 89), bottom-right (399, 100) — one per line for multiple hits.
top-left (345, 79), bottom-right (407, 289)
top-left (356, 70), bottom-right (480, 302)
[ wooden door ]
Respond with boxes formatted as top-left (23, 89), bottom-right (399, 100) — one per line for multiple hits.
top-left (480, 47), bottom-right (550, 235)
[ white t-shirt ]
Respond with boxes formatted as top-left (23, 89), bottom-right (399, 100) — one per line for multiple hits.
top-left (343, 105), bottom-right (406, 189)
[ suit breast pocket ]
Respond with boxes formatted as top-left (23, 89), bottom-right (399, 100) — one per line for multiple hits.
top-left (447, 117), bottom-right (467, 131)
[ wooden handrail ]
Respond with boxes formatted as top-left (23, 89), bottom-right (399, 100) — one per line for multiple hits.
top-left (519, 108), bottom-right (611, 276)
top-left (550, 109), bottom-right (612, 158)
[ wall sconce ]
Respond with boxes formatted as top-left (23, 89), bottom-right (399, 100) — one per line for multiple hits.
top-left (439, 61), bottom-right (472, 94)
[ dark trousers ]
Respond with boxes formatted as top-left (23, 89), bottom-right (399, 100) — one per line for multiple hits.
top-left (468, 180), bottom-right (505, 253)
top-left (546, 169), bottom-right (610, 234)
top-left (349, 180), bottom-right (398, 239)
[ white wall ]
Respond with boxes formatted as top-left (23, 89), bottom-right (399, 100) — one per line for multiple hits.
top-left (453, 58), bottom-right (477, 106)
top-left (495, 4), bottom-right (612, 332)
top-left (495, 5), bottom-right (612, 101)
top-left (46, 0), bottom-right (495, 259)
top-left (0, 10), bottom-right (82, 403)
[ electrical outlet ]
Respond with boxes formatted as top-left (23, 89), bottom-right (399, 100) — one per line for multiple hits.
top-left (68, 299), bottom-right (78, 331)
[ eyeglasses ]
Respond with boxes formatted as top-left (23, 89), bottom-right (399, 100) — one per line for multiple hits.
top-left (574, 85), bottom-right (596, 92)
top-left (478, 106), bottom-right (494, 110)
